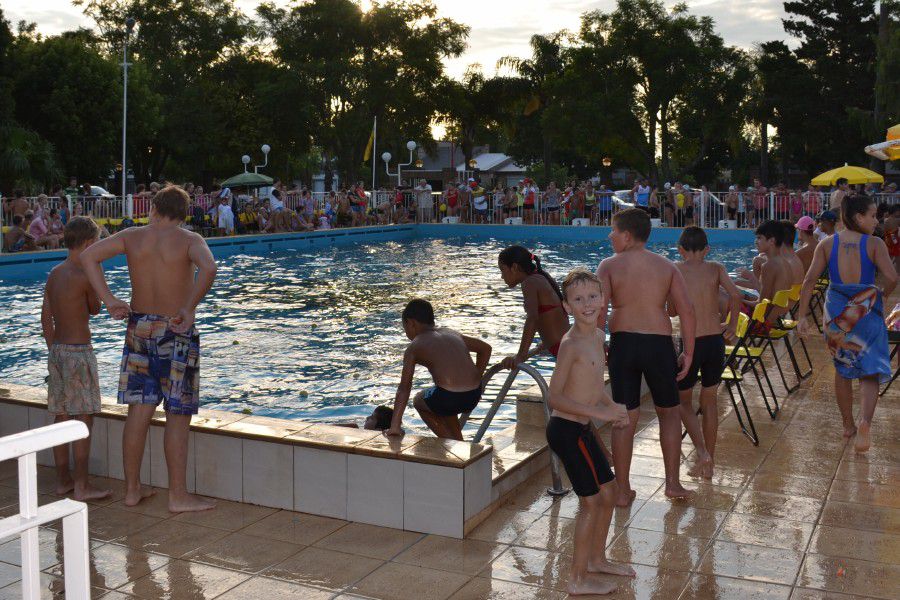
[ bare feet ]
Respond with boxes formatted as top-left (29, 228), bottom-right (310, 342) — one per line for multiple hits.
top-left (567, 575), bottom-right (617, 595)
top-left (168, 493), bottom-right (216, 513)
top-left (665, 483), bottom-right (695, 500)
top-left (55, 479), bottom-right (75, 496)
top-left (854, 420), bottom-right (871, 453)
top-left (124, 486), bottom-right (156, 507)
top-left (687, 453), bottom-right (712, 479)
top-left (74, 483), bottom-right (111, 501)
top-left (843, 424), bottom-right (858, 439)
top-left (588, 560), bottom-right (637, 578)
top-left (615, 488), bottom-right (637, 507)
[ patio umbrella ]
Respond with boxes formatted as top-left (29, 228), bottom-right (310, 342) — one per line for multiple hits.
top-left (219, 172), bottom-right (274, 188)
top-left (810, 164), bottom-right (884, 186)
top-left (864, 124), bottom-right (900, 161)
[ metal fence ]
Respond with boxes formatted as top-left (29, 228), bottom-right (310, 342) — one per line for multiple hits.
top-left (4, 189), bottom-right (900, 252)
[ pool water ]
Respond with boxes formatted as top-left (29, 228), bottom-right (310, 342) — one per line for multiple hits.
top-left (0, 237), bottom-right (757, 433)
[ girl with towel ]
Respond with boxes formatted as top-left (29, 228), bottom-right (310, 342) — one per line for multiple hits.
top-left (795, 195), bottom-right (898, 452)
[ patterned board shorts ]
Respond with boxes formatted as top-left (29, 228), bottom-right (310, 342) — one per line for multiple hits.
top-left (48, 344), bottom-right (101, 415)
top-left (118, 313), bottom-right (200, 415)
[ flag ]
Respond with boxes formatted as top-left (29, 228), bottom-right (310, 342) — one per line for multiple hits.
top-left (363, 126), bottom-right (375, 161)
top-left (523, 96), bottom-right (541, 116)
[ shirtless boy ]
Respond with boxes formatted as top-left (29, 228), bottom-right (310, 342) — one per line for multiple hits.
top-left (738, 221), bottom-right (795, 329)
top-left (547, 269), bottom-right (634, 595)
top-left (41, 217), bottom-right (111, 501)
top-left (386, 299), bottom-right (491, 440)
top-left (81, 186), bottom-right (217, 513)
top-left (671, 227), bottom-right (741, 479)
top-left (780, 220), bottom-right (805, 288)
top-left (596, 208), bottom-right (696, 504)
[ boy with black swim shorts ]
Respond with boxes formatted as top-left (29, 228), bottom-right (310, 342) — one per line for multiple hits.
top-left (386, 299), bottom-right (492, 440)
top-left (672, 227), bottom-right (742, 480)
top-left (596, 208), bottom-right (697, 504)
top-left (547, 268), bottom-right (634, 595)
top-left (41, 217), bottom-right (111, 501)
top-left (82, 185), bottom-right (217, 513)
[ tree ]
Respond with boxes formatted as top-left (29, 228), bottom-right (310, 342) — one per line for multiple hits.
top-left (498, 33), bottom-right (569, 183)
top-left (437, 66), bottom-right (516, 168)
top-left (77, 0), bottom-right (258, 182)
top-left (10, 32), bottom-right (121, 181)
top-left (783, 0), bottom-right (879, 167)
top-left (259, 0), bottom-right (468, 184)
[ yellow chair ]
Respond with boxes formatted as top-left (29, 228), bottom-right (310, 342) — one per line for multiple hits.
top-left (720, 312), bottom-right (762, 445)
top-left (768, 289), bottom-right (813, 382)
top-left (746, 299), bottom-right (790, 414)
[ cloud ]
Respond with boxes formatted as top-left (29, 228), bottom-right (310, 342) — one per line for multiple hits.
top-left (5, 0), bottom-right (795, 79)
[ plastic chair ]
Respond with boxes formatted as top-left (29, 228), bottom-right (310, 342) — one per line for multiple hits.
top-left (765, 289), bottom-right (813, 382)
top-left (745, 299), bottom-right (791, 413)
top-left (720, 312), bottom-right (761, 445)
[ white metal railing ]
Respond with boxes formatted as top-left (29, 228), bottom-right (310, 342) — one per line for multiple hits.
top-left (0, 421), bottom-right (91, 600)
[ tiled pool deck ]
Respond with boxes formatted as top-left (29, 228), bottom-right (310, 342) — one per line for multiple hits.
top-left (1, 338), bottom-right (897, 599)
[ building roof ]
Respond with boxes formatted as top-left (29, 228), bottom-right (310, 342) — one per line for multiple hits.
top-left (456, 153), bottom-right (525, 173)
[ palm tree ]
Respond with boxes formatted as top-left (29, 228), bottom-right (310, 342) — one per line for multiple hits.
top-left (498, 33), bottom-right (568, 183)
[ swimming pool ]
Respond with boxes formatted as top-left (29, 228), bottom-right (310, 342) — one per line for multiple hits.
top-left (0, 229), bottom-right (758, 433)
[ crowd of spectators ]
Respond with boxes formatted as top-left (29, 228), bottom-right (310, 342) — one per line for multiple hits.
top-left (3, 174), bottom-right (899, 252)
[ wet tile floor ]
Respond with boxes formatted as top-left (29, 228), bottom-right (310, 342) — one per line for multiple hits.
top-left (0, 341), bottom-right (898, 599)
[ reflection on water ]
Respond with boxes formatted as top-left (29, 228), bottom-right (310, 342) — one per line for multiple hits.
top-left (0, 237), bottom-right (756, 433)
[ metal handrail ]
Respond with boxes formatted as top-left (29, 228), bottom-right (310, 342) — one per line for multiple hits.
top-left (460, 362), bottom-right (570, 496)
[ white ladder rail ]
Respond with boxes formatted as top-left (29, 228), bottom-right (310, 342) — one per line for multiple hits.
top-left (0, 421), bottom-right (92, 600)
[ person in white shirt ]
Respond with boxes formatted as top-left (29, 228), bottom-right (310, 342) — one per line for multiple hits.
top-left (215, 189), bottom-right (235, 235)
top-left (415, 179), bottom-right (433, 223)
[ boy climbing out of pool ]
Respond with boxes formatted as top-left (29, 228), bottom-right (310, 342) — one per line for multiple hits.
top-left (81, 185), bottom-right (218, 513)
top-left (40, 216), bottom-right (111, 501)
top-left (670, 226), bottom-right (742, 480)
top-left (386, 299), bottom-right (491, 440)
top-left (547, 268), bottom-right (634, 595)
top-left (596, 208), bottom-right (697, 505)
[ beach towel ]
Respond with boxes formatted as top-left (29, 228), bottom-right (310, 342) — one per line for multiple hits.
top-left (824, 283), bottom-right (891, 382)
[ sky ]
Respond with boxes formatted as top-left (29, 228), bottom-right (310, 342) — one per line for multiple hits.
top-left (5, 0), bottom-right (794, 78)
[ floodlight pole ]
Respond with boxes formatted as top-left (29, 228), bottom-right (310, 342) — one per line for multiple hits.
top-left (121, 17), bottom-right (135, 202)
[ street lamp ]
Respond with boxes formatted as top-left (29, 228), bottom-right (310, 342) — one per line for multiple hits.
top-left (121, 16), bottom-right (135, 202)
top-left (255, 144), bottom-right (271, 174)
top-left (602, 157), bottom-right (612, 167)
top-left (383, 140), bottom-right (417, 186)
top-left (241, 155), bottom-right (251, 173)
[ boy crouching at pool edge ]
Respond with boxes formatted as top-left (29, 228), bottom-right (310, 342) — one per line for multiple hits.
top-left (41, 216), bottom-right (111, 501)
top-left (547, 268), bottom-right (634, 595)
top-left (386, 299), bottom-right (491, 440)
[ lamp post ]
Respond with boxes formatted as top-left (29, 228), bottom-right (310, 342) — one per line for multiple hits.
top-left (254, 144), bottom-right (271, 174)
top-left (382, 140), bottom-right (417, 186)
top-left (121, 17), bottom-right (135, 202)
top-left (602, 157), bottom-right (612, 187)
top-left (241, 155), bottom-right (251, 173)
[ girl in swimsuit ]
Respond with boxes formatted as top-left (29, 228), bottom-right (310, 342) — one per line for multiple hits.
top-left (497, 245), bottom-right (570, 368)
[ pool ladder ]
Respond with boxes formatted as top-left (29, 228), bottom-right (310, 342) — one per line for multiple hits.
top-left (459, 363), bottom-right (570, 497)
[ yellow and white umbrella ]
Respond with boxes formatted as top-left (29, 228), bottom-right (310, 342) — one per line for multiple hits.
top-left (811, 164), bottom-right (884, 186)
top-left (864, 124), bottom-right (900, 161)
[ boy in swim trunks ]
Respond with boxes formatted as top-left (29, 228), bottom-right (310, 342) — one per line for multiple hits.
top-left (386, 299), bottom-right (492, 440)
top-left (596, 208), bottom-right (697, 504)
top-left (81, 185), bottom-right (217, 513)
top-left (41, 217), bottom-right (111, 501)
top-left (671, 227), bottom-right (741, 480)
top-left (547, 268), bottom-right (634, 595)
